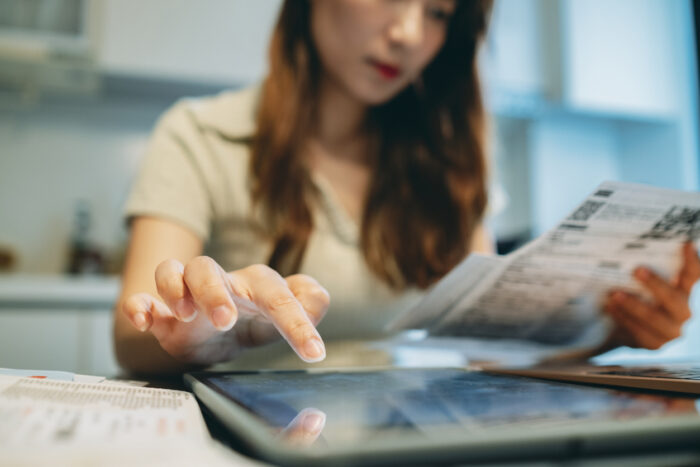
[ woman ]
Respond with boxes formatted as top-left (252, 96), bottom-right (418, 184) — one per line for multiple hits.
top-left (114, 0), bottom-right (698, 374)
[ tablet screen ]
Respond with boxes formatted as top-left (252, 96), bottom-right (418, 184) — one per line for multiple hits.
top-left (200, 368), bottom-right (698, 448)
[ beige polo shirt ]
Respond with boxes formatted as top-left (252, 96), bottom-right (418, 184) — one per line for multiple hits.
top-left (125, 85), bottom-right (423, 354)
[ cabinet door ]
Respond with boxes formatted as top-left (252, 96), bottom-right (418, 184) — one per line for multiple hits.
top-left (483, 0), bottom-right (560, 103)
top-left (97, 0), bottom-right (281, 84)
top-left (84, 310), bottom-right (120, 376)
top-left (0, 309), bottom-right (119, 376)
top-left (560, 0), bottom-right (679, 117)
top-left (0, 310), bottom-right (82, 372)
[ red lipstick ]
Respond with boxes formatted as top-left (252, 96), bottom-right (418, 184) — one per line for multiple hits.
top-left (370, 60), bottom-right (400, 80)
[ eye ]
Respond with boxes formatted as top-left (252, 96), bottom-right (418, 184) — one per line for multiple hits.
top-left (426, 5), bottom-right (455, 22)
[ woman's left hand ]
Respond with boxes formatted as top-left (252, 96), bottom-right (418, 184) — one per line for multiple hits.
top-left (604, 242), bottom-right (700, 350)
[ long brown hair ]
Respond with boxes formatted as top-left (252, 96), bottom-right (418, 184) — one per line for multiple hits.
top-left (251, 0), bottom-right (492, 289)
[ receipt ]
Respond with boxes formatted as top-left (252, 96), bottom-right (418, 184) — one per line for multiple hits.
top-left (0, 374), bottom-right (263, 466)
top-left (0, 375), bottom-right (207, 446)
top-left (391, 181), bottom-right (700, 350)
top-left (387, 253), bottom-right (505, 332)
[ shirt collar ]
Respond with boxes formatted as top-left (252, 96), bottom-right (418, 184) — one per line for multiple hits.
top-left (189, 83), bottom-right (260, 140)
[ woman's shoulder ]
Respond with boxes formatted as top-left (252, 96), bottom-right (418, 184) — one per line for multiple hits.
top-left (128, 85), bottom-right (263, 240)
top-left (157, 84), bottom-right (261, 140)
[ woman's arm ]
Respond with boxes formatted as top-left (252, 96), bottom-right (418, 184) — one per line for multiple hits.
top-left (113, 216), bottom-right (204, 374)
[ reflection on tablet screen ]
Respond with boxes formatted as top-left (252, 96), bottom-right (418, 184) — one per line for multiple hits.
top-left (204, 369), bottom-right (699, 448)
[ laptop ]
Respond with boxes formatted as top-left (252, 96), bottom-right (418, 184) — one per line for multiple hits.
top-left (185, 367), bottom-right (700, 466)
top-left (485, 362), bottom-right (700, 395)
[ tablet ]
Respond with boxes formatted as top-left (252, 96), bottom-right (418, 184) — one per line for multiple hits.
top-left (185, 367), bottom-right (700, 466)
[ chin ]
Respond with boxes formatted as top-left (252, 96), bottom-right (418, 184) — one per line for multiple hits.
top-left (353, 82), bottom-right (409, 106)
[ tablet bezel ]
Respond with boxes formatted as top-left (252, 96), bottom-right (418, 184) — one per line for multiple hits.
top-left (185, 367), bottom-right (700, 467)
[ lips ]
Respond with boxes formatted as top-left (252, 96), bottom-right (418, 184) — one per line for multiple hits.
top-left (369, 59), bottom-right (401, 80)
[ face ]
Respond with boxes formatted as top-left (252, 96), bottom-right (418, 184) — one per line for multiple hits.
top-left (311, 0), bottom-right (457, 105)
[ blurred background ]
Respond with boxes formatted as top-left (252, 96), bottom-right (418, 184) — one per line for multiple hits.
top-left (0, 0), bottom-right (698, 375)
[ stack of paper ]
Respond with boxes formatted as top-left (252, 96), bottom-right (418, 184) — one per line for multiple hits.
top-left (0, 373), bottom-right (263, 466)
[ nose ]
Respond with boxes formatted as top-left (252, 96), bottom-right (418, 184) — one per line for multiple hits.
top-left (387, 1), bottom-right (424, 48)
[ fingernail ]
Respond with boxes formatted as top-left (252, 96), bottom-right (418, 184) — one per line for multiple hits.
top-left (175, 299), bottom-right (197, 322)
top-left (303, 339), bottom-right (326, 362)
top-left (212, 306), bottom-right (235, 330)
top-left (181, 309), bottom-right (198, 323)
top-left (302, 412), bottom-right (325, 433)
top-left (134, 312), bottom-right (148, 332)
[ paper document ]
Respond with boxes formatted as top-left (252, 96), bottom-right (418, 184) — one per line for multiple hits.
top-left (390, 181), bottom-right (700, 349)
top-left (0, 374), bottom-right (208, 446)
top-left (0, 374), bottom-right (262, 466)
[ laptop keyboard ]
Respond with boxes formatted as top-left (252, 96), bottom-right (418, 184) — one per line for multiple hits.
top-left (594, 367), bottom-right (700, 381)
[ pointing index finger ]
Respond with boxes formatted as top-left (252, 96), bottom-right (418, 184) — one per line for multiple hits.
top-left (235, 265), bottom-right (326, 363)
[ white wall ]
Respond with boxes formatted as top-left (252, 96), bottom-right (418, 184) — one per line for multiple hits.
top-left (0, 101), bottom-right (160, 273)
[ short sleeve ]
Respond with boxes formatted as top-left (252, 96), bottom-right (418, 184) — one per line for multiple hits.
top-left (124, 101), bottom-right (213, 240)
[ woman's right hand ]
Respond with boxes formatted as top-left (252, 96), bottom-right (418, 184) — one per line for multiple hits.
top-left (121, 257), bottom-right (329, 366)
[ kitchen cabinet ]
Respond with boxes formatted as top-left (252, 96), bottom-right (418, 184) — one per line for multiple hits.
top-left (0, 275), bottom-right (120, 376)
top-left (482, 0), bottom-right (558, 105)
top-left (560, 0), bottom-right (680, 118)
top-left (96, 0), bottom-right (281, 85)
